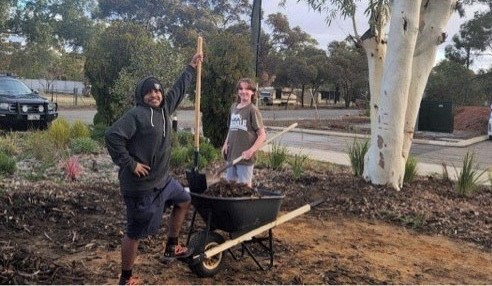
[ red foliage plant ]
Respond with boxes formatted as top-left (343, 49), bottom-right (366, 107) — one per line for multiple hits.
top-left (60, 156), bottom-right (83, 181)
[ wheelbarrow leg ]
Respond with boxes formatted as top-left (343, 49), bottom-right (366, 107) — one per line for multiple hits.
top-left (186, 209), bottom-right (199, 245)
top-left (238, 229), bottom-right (274, 271)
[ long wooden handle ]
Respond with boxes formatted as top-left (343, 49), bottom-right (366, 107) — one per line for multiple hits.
top-left (194, 36), bottom-right (203, 149)
top-left (231, 122), bottom-right (298, 165)
top-left (199, 203), bottom-right (312, 259)
top-left (216, 122), bottom-right (298, 174)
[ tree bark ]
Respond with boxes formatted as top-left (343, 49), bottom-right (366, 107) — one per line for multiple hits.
top-left (363, 0), bottom-right (422, 190)
top-left (402, 0), bottom-right (458, 158)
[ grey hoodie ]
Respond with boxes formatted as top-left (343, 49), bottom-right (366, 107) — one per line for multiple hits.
top-left (105, 65), bottom-right (195, 194)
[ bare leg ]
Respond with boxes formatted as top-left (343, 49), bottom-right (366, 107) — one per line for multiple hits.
top-left (168, 201), bottom-right (191, 238)
top-left (121, 235), bottom-right (139, 270)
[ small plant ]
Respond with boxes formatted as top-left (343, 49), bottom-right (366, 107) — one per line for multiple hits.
top-left (290, 153), bottom-right (308, 180)
top-left (171, 146), bottom-right (190, 168)
top-left (69, 137), bottom-right (101, 154)
top-left (48, 118), bottom-right (70, 148)
top-left (69, 120), bottom-right (91, 139)
top-left (24, 131), bottom-right (58, 166)
top-left (269, 141), bottom-right (288, 171)
top-left (441, 162), bottom-right (450, 183)
top-left (454, 152), bottom-right (487, 197)
top-left (400, 213), bottom-right (426, 230)
top-left (404, 156), bottom-right (418, 183)
top-left (0, 151), bottom-right (16, 176)
top-left (347, 139), bottom-right (368, 176)
top-left (0, 133), bottom-right (20, 156)
top-left (59, 156), bottom-right (83, 181)
top-left (90, 123), bottom-right (109, 143)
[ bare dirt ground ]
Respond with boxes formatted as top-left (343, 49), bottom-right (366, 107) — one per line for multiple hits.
top-left (0, 106), bottom-right (491, 284)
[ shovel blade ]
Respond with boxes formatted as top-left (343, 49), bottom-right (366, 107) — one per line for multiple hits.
top-left (186, 169), bottom-right (207, 194)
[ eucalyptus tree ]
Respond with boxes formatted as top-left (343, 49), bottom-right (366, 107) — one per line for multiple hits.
top-left (95, 0), bottom-right (250, 50)
top-left (445, 6), bottom-right (492, 69)
top-left (294, 0), bottom-right (460, 190)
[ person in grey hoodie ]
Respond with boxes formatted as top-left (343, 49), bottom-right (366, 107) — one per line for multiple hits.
top-left (105, 52), bottom-right (202, 285)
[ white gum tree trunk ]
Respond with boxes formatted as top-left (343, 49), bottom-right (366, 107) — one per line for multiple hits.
top-left (362, 37), bottom-right (386, 132)
top-left (363, 0), bottom-right (421, 190)
top-left (402, 0), bottom-right (457, 158)
top-left (363, 0), bottom-right (458, 190)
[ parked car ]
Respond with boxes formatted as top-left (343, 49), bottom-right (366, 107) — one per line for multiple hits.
top-left (488, 104), bottom-right (492, 140)
top-left (0, 73), bottom-right (58, 130)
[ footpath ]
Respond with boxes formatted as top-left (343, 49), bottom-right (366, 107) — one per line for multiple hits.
top-left (262, 127), bottom-right (491, 185)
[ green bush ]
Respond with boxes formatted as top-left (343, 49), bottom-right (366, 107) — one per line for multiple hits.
top-left (70, 120), bottom-right (91, 139)
top-left (91, 123), bottom-right (109, 143)
top-left (404, 156), bottom-right (418, 183)
top-left (24, 131), bottom-right (58, 166)
top-left (48, 118), bottom-right (70, 148)
top-left (171, 146), bottom-right (190, 168)
top-left (290, 153), bottom-right (308, 180)
top-left (269, 142), bottom-right (287, 171)
top-left (70, 137), bottom-right (101, 154)
top-left (454, 152), bottom-right (486, 197)
top-left (0, 133), bottom-right (20, 156)
top-left (0, 152), bottom-right (16, 176)
top-left (347, 139), bottom-right (368, 177)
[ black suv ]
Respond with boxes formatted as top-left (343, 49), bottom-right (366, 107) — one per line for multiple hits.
top-left (0, 74), bottom-right (58, 130)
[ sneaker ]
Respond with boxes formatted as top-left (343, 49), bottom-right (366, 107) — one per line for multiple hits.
top-left (118, 276), bottom-right (139, 285)
top-left (162, 244), bottom-right (193, 261)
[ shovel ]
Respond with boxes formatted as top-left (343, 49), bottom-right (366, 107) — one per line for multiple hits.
top-left (186, 36), bottom-right (207, 194)
top-left (208, 122), bottom-right (298, 184)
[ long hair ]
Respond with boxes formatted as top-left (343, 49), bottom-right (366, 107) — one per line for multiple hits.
top-left (235, 78), bottom-right (257, 104)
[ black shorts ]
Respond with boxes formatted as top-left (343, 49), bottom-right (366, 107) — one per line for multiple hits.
top-left (123, 178), bottom-right (191, 239)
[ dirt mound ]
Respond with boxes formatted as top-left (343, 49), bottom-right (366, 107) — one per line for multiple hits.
top-left (454, 106), bottom-right (490, 133)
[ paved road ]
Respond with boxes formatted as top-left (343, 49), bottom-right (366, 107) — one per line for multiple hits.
top-left (58, 108), bottom-right (491, 170)
top-left (274, 131), bottom-right (492, 171)
top-left (58, 108), bottom-right (359, 127)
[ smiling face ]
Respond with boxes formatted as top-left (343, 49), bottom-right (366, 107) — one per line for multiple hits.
top-left (143, 88), bottom-right (163, 108)
top-left (237, 81), bottom-right (255, 104)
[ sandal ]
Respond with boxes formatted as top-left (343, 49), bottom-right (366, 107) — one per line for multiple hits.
top-left (162, 244), bottom-right (193, 260)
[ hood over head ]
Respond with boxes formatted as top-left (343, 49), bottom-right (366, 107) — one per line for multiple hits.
top-left (135, 75), bottom-right (164, 106)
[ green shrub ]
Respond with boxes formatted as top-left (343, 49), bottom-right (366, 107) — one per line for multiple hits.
top-left (347, 139), bottom-right (368, 176)
top-left (290, 153), bottom-right (308, 180)
top-left (171, 146), bottom-right (190, 168)
top-left (70, 137), bottom-right (101, 154)
top-left (0, 133), bottom-right (20, 156)
top-left (404, 156), bottom-right (418, 183)
top-left (454, 152), bottom-right (486, 197)
top-left (70, 120), bottom-right (91, 139)
top-left (269, 142), bottom-right (287, 171)
top-left (24, 131), bottom-right (58, 166)
top-left (48, 118), bottom-right (70, 148)
top-left (0, 152), bottom-right (16, 175)
top-left (90, 123), bottom-right (109, 143)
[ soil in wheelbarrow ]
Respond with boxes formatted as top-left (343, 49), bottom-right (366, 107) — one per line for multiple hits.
top-left (1, 156), bottom-right (492, 284)
top-left (205, 179), bottom-right (259, 197)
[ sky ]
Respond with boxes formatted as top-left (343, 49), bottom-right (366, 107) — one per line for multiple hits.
top-left (260, 1), bottom-right (489, 72)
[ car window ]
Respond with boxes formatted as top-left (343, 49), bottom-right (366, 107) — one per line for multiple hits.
top-left (0, 78), bottom-right (33, 96)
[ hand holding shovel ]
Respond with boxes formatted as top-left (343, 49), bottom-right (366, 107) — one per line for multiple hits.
top-left (208, 122), bottom-right (298, 185)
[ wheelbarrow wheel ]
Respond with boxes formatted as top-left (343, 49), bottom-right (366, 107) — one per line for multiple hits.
top-left (188, 231), bottom-right (225, 277)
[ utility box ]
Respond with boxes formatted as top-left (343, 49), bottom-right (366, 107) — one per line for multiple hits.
top-left (418, 100), bottom-right (453, 133)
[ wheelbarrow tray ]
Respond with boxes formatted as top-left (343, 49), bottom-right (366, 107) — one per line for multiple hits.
top-left (190, 190), bottom-right (284, 234)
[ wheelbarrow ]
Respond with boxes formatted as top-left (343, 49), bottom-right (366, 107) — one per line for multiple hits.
top-left (181, 189), bottom-right (322, 277)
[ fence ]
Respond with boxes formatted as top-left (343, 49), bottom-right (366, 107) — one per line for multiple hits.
top-left (21, 79), bottom-right (87, 96)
